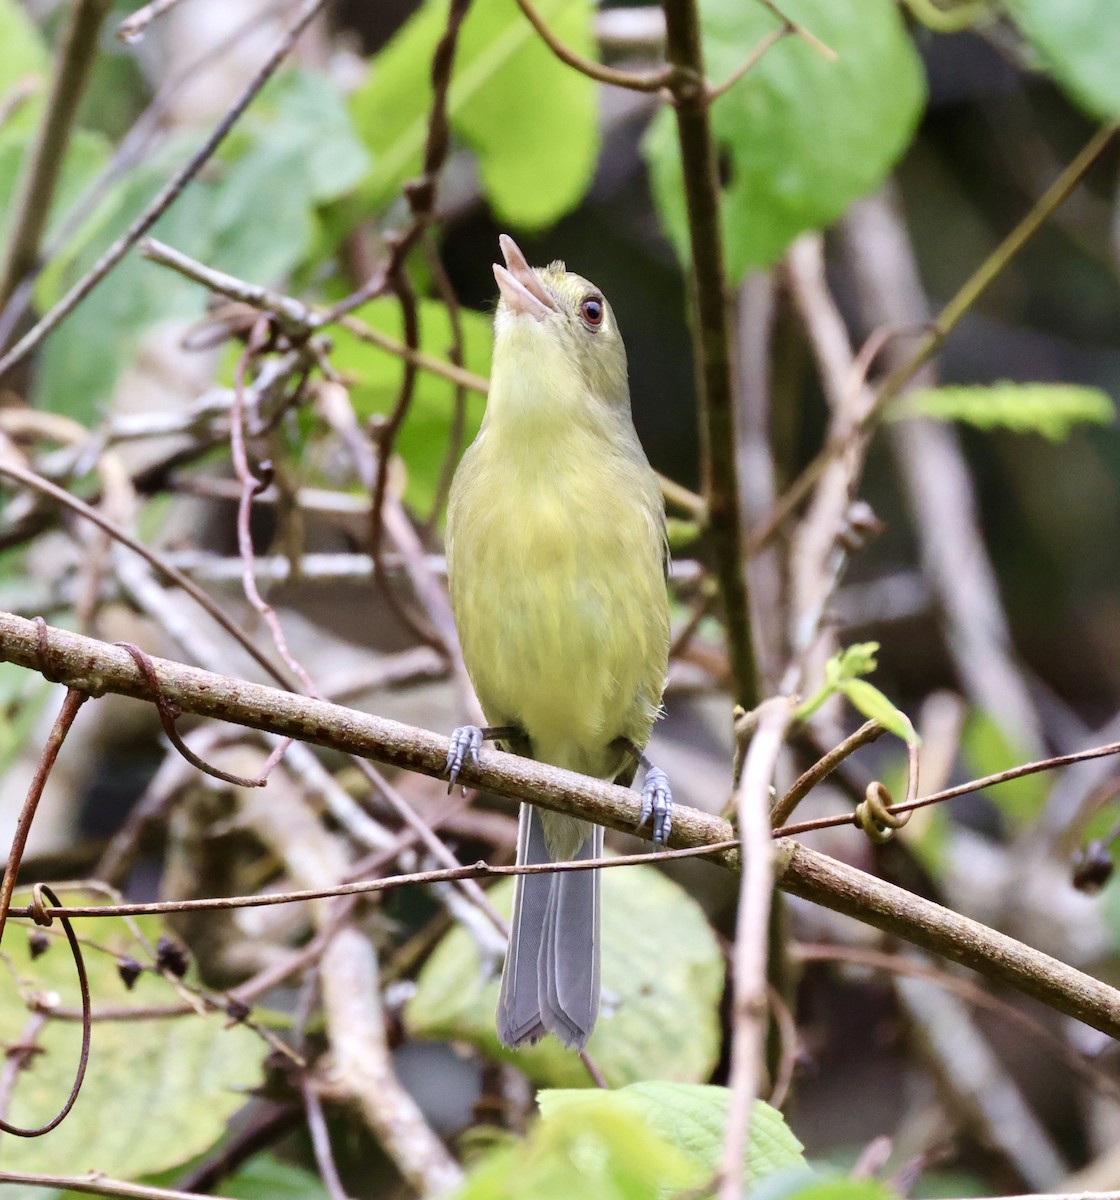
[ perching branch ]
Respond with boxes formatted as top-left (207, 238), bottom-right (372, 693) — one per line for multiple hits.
top-left (6, 612), bottom-right (1120, 1040)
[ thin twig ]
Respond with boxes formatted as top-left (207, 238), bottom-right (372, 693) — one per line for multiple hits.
top-left (117, 0), bottom-right (191, 42)
top-left (301, 1082), bottom-right (353, 1200)
top-left (0, 458), bottom-right (302, 690)
top-left (774, 739), bottom-right (1120, 840)
top-left (512, 0), bottom-right (677, 92)
top-left (0, 0), bottom-right (331, 382)
top-left (770, 720), bottom-right (884, 828)
top-left (0, 687), bottom-right (87, 942)
top-left (719, 697), bottom-right (793, 1200)
top-left (0, 1171), bottom-right (233, 1200)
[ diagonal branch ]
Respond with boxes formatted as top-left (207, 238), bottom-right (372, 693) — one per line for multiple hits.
top-left (5, 612), bottom-right (1120, 1039)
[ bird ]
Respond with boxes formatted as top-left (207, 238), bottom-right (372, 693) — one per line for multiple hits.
top-left (443, 234), bottom-right (672, 1051)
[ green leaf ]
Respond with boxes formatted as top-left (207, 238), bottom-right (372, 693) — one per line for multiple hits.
top-left (405, 864), bottom-right (724, 1086)
top-left (825, 642), bottom-right (880, 688)
top-left (756, 1180), bottom-right (896, 1200)
top-left (0, 890), bottom-right (264, 1176)
top-left (0, 0), bottom-right (49, 135)
top-left (1006, 0), bottom-right (1120, 120)
top-left (329, 296), bottom-right (491, 513)
top-left (960, 708), bottom-right (1047, 828)
top-left (452, 1094), bottom-right (697, 1200)
top-left (840, 679), bottom-right (918, 745)
top-left (350, 0), bottom-right (598, 229)
top-left (222, 1155), bottom-right (331, 1200)
top-left (644, 0), bottom-right (924, 279)
top-left (539, 1083), bottom-right (807, 1189)
top-left (891, 383), bottom-right (1116, 441)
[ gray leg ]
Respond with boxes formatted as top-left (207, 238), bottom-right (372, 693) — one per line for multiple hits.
top-left (445, 724), bottom-right (521, 792)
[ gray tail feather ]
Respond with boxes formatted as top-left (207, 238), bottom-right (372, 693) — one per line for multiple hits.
top-left (496, 805), bottom-right (601, 1050)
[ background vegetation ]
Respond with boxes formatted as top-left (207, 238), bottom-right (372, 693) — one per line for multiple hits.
top-left (2, 0), bottom-right (1120, 1197)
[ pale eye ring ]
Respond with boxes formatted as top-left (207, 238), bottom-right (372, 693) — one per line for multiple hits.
top-left (579, 296), bottom-right (604, 328)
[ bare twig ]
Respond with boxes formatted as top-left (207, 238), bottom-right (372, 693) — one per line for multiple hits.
top-left (0, 458), bottom-right (302, 690)
top-left (0, 0), bottom-right (112, 312)
top-left (0, 0), bottom-right (331, 383)
top-left (770, 719), bottom-right (885, 827)
top-left (117, 0), bottom-right (191, 42)
top-left (0, 1171), bottom-right (233, 1200)
top-left (0, 687), bottom-right (87, 942)
top-left (719, 697), bottom-right (793, 1200)
top-left (512, 0), bottom-right (677, 92)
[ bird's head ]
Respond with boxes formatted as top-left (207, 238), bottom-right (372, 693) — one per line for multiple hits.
top-left (492, 234), bottom-right (629, 412)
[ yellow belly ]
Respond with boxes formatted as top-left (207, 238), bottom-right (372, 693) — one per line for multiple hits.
top-left (448, 432), bottom-right (668, 780)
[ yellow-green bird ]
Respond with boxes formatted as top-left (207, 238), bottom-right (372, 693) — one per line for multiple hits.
top-left (444, 235), bottom-right (672, 1050)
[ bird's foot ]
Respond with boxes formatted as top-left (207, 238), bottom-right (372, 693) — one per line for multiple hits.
top-left (637, 766), bottom-right (673, 848)
top-left (445, 724), bottom-right (484, 792)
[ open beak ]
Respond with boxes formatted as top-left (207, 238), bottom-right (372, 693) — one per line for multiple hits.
top-left (493, 234), bottom-right (559, 322)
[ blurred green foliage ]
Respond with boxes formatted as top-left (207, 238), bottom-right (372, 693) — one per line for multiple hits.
top-left (644, 0), bottom-right (925, 278)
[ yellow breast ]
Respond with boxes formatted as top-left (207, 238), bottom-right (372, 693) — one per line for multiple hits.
top-left (447, 420), bottom-right (668, 779)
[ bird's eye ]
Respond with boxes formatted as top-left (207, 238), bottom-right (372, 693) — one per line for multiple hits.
top-left (579, 296), bottom-right (604, 328)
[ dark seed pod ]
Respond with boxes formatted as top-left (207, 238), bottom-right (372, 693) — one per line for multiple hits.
top-left (118, 957), bottom-right (143, 989)
top-left (156, 936), bottom-right (190, 978)
top-left (1072, 840), bottom-right (1114, 893)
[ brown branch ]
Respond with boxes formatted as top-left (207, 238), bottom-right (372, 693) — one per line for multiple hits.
top-left (0, 0), bottom-right (112, 311)
top-left (5, 615), bottom-right (1120, 1040)
top-left (663, 0), bottom-right (759, 709)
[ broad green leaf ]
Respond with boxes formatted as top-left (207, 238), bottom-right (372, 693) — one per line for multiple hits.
top-left (841, 679), bottom-right (917, 745)
top-left (644, 0), bottom-right (924, 278)
top-left (405, 864), bottom-right (724, 1086)
top-left (222, 1155), bottom-right (331, 1200)
top-left (351, 0), bottom-right (598, 228)
top-left (891, 383), bottom-right (1116, 441)
top-left (0, 0), bottom-right (48, 135)
top-left (1007, 0), bottom-right (1120, 120)
top-left (452, 1097), bottom-right (696, 1200)
top-left (0, 890), bottom-right (265, 1176)
top-left (539, 1083), bottom-right (807, 1189)
top-left (330, 296), bottom-right (491, 513)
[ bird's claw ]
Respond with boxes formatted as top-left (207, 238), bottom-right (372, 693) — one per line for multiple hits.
top-left (637, 766), bottom-right (673, 848)
top-left (446, 724), bottom-right (484, 793)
